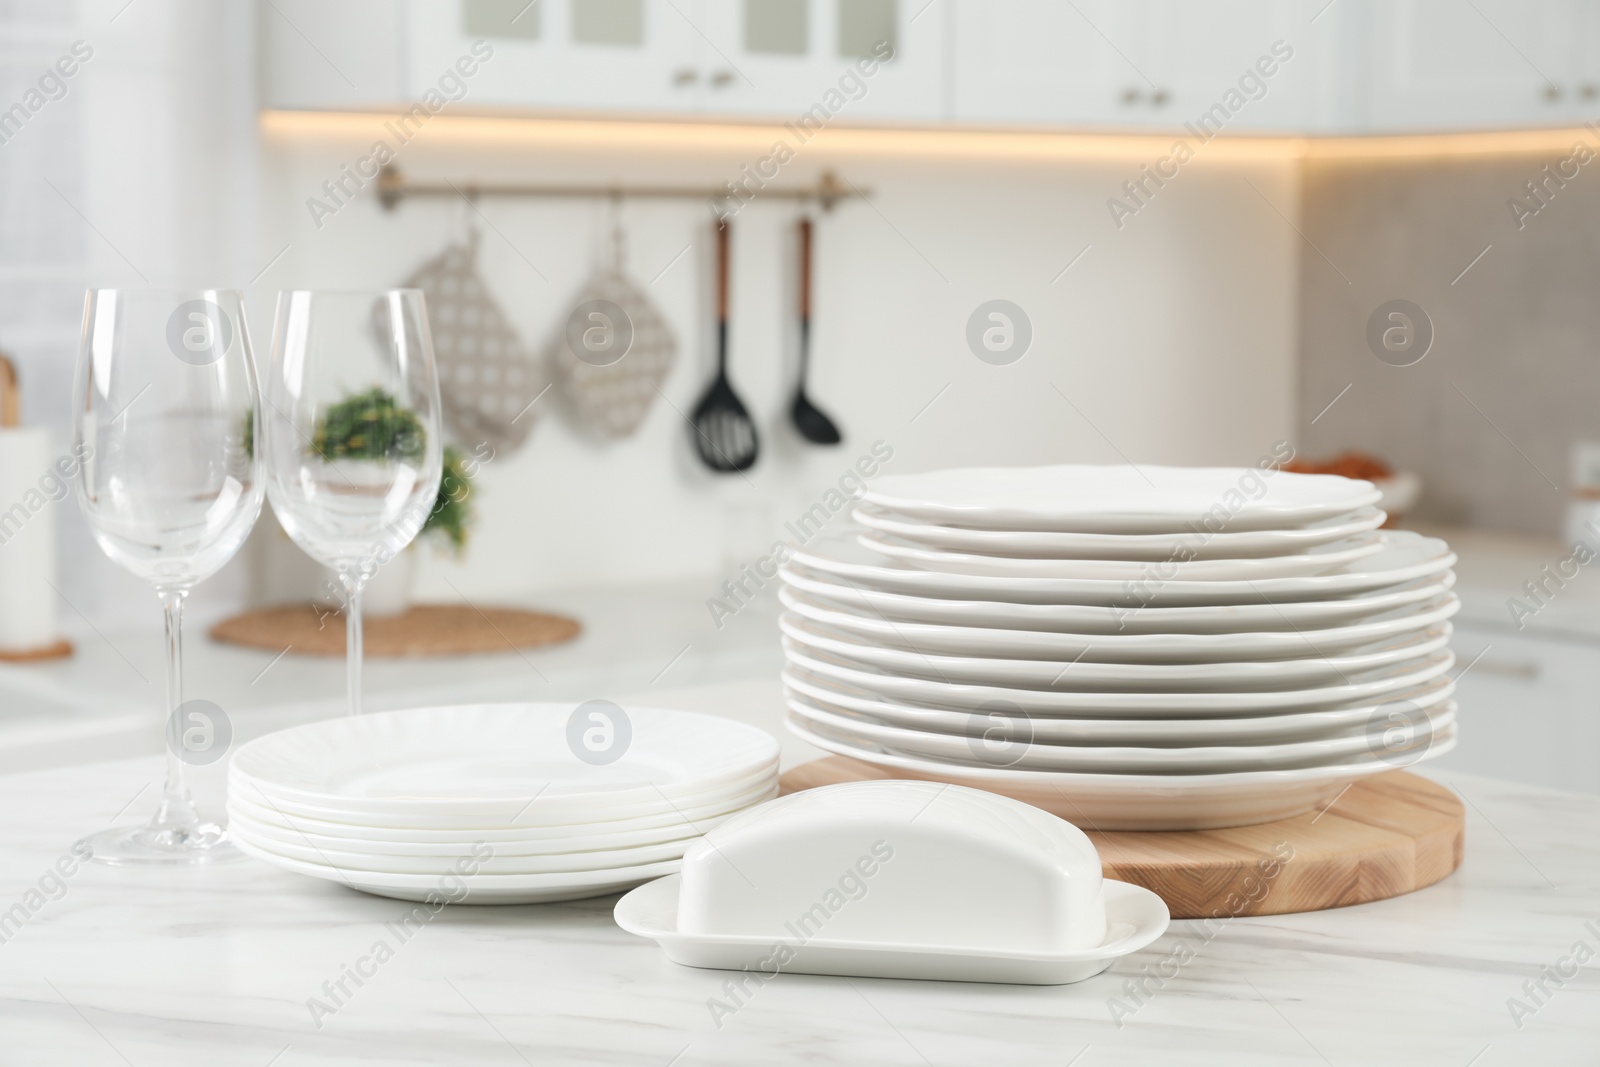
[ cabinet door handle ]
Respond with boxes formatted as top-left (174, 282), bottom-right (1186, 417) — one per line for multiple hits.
top-left (1120, 87), bottom-right (1142, 106)
top-left (1543, 83), bottom-right (1564, 102)
top-left (1468, 659), bottom-right (1542, 680)
top-left (1150, 88), bottom-right (1170, 107)
top-left (673, 68), bottom-right (698, 87)
top-left (710, 69), bottom-right (735, 88)
top-left (1582, 83), bottom-right (1598, 100)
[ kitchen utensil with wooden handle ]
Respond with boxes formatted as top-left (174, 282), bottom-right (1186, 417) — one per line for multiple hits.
top-left (690, 220), bottom-right (758, 472)
top-left (790, 217), bottom-right (842, 445)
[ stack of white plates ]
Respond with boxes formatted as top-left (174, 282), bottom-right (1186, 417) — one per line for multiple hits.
top-left (227, 703), bottom-right (780, 904)
top-left (779, 465), bottom-right (1460, 831)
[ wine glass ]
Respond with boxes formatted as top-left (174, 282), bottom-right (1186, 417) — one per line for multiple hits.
top-left (262, 290), bottom-right (441, 716)
top-left (73, 288), bottom-right (263, 865)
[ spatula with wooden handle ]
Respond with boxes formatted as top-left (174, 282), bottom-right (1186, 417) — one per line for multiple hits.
top-left (690, 219), bottom-right (758, 472)
top-left (790, 217), bottom-right (842, 445)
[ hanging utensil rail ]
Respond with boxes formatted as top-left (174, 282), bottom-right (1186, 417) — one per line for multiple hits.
top-left (376, 165), bottom-right (869, 212)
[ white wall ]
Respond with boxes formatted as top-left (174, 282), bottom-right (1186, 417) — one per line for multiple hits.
top-left (256, 120), bottom-right (1302, 603)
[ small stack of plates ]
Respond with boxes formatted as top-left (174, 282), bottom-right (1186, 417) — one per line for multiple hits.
top-left (778, 464), bottom-right (1460, 831)
top-left (227, 703), bottom-right (780, 904)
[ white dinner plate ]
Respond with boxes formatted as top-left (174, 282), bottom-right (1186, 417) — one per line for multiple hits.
top-left (786, 531), bottom-right (1455, 606)
top-left (785, 716), bottom-right (1457, 830)
top-left (851, 504), bottom-right (1387, 560)
top-left (230, 776), bottom-right (779, 841)
top-left (231, 762), bottom-right (779, 831)
top-left (228, 805), bottom-right (719, 858)
top-left (779, 565), bottom-right (1457, 635)
top-left (781, 614), bottom-right (1453, 691)
top-left (785, 695), bottom-right (1457, 774)
top-left (615, 874), bottom-right (1170, 985)
top-left (229, 703), bottom-right (780, 817)
top-left (782, 668), bottom-right (1457, 745)
top-left (779, 586), bottom-right (1460, 664)
top-left (784, 643), bottom-right (1456, 716)
top-left (232, 834), bottom-right (680, 905)
top-left (231, 815), bottom-right (702, 876)
top-left (860, 465), bottom-right (1381, 533)
top-left (859, 531), bottom-right (1386, 580)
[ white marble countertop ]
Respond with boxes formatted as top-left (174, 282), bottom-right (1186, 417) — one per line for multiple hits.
top-left (2, 675), bottom-right (1598, 1065)
top-left (1412, 521), bottom-right (1600, 644)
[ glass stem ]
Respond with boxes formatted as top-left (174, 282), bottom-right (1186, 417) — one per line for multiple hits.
top-left (152, 589), bottom-right (199, 831)
top-left (342, 572), bottom-right (364, 717)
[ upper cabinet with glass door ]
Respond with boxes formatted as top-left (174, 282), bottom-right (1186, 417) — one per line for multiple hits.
top-left (403, 0), bottom-right (709, 115)
top-left (698, 0), bottom-right (943, 121)
top-left (400, 0), bottom-right (942, 121)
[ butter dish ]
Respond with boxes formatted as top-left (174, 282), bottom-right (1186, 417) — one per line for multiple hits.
top-left (613, 781), bottom-right (1169, 984)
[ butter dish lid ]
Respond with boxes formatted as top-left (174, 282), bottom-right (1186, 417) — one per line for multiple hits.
top-left (675, 781), bottom-right (1110, 956)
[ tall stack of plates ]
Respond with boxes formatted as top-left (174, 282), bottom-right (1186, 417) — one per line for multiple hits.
top-left (778, 465), bottom-right (1459, 831)
top-left (227, 703), bottom-right (780, 903)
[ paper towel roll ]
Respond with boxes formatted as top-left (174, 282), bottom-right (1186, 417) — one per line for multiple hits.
top-left (0, 427), bottom-right (60, 652)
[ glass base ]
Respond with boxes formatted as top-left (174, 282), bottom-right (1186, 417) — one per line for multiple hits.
top-left (80, 823), bottom-right (245, 867)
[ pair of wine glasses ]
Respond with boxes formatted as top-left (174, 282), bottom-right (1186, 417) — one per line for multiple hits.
top-left (73, 288), bottom-right (442, 867)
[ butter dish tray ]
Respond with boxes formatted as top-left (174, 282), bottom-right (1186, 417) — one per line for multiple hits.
top-left (614, 872), bottom-right (1168, 985)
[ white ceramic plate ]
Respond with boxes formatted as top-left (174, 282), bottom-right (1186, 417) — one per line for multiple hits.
top-left (231, 762), bottom-right (779, 831)
top-left (615, 874), bottom-right (1169, 985)
top-left (782, 668), bottom-right (1457, 745)
top-left (230, 777), bottom-right (779, 842)
top-left (784, 643), bottom-right (1456, 716)
top-left (785, 716), bottom-right (1458, 830)
top-left (786, 531), bottom-right (1455, 606)
top-left (781, 614), bottom-right (1453, 691)
top-left (780, 565), bottom-right (1457, 635)
top-left (860, 465), bottom-right (1380, 533)
top-left (231, 815), bottom-right (702, 876)
top-left (852, 504), bottom-right (1387, 560)
top-left (779, 586), bottom-right (1460, 664)
top-left (229, 703), bottom-right (780, 817)
top-left (232, 834), bottom-right (679, 905)
top-left (859, 531), bottom-right (1386, 580)
top-left (786, 695), bottom-right (1457, 774)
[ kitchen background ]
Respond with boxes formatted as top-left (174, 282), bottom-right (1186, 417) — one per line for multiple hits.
top-left (1, 0), bottom-right (1597, 792)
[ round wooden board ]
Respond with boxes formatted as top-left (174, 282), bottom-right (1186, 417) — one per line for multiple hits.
top-left (779, 756), bottom-right (1463, 919)
top-left (209, 603), bottom-right (580, 658)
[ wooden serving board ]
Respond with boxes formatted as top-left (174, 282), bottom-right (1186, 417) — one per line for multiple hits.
top-left (780, 756), bottom-right (1464, 919)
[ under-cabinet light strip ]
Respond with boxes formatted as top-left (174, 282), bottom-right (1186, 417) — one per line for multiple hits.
top-left (260, 109), bottom-right (1600, 163)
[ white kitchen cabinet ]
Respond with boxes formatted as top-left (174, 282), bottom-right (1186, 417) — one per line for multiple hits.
top-left (948, 0), bottom-right (1333, 132)
top-left (1437, 620), bottom-right (1600, 795)
top-left (261, 0), bottom-right (1600, 137)
top-left (1349, 0), bottom-right (1587, 131)
top-left (402, 0), bottom-right (941, 122)
top-left (260, 0), bottom-right (406, 110)
top-left (1125, 0), bottom-right (1324, 133)
top-left (948, 0), bottom-right (1145, 127)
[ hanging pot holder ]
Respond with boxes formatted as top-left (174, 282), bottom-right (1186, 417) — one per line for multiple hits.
top-left (545, 220), bottom-right (677, 440)
top-left (396, 229), bottom-right (550, 453)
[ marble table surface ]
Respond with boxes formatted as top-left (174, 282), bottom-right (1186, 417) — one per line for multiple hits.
top-left (1, 676), bottom-right (1598, 1066)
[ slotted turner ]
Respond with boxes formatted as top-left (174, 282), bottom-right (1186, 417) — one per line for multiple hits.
top-left (690, 219), bottom-right (758, 473)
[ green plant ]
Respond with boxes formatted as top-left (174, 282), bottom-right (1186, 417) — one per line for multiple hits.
top-left (424, 446), bottom-right (474, 554)
top-left (312, 387), bottom-right (424, 462)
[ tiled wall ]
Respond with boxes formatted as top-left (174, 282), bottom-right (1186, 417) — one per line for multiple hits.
top-left (1297, 147), bottom-right (1600, 536)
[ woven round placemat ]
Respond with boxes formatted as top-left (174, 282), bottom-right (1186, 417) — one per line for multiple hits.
top-left (209, 604), bottom-right (580, 657)
top-left (0, 638), bottom-right (73, 662)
